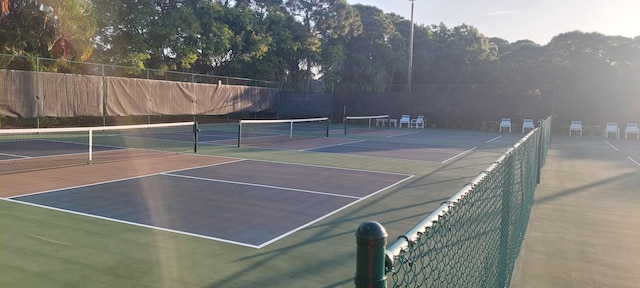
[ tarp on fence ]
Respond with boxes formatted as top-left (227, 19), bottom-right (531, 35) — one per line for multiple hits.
top-left (36, 72), bottom-right (103, 117)
top-left (0, 70), bottom-right (38, 118)
top-left (0, 69), bottom-right (278, 118)
top-left (104, 77), bottom-right (277, 116)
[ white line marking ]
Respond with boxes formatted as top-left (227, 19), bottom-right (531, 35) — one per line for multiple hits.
top-left (486, 135), bottom-right (502, 143)
top-left (240, 158), bottom-right (413, 176)
top-left (0, 152), bottom-right (30, 159)
top-left (628, 156), bottom-right (640, 167)
top-left (6, 159), bottom-right (246, 199)
top-left (256, 174), bottom-right (415, 248)
top-left (605, 140), bottom-right (620, 151)
top-left (1, 198), bottom-right (261, 249)
top-left (164, 173), bottom-right (361, 200)
top-left (300, 139), bottom-right (366, 151)
top-left (390, 131), bottom-right (420, 137)
top-left (441, 147), bottom-right (478, 163)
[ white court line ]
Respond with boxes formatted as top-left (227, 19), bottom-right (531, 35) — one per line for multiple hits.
top-left (627, 156), bottom-right (640, 167)
top-left (1, 198), bottom-right (262, 249)
top-left (257, 173), bottom-right (414, 248)
top-left (6, 159), bottom-right (245, 199)
top-left (605, 140), bottom-right (620, 151)
top-left (441, 147), bottom-right (478, 163)
top-left (164, 172), bottom-right (361, 200)
top-left (605, 140), bottom-right (640, 167)
top-left (300, 139), bottom-right (366, 151)
top-left (389, 131), bottom-right (420, 137)
top-left (486, 135), bottom-right (502, 143)
top-left (241, 158), bottom-right (413, 177)
top-left (0, 152), bottom-right (30, 159)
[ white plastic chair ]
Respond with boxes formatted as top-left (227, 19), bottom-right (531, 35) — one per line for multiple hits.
top-left (604, 122), bottom-right (620, 139)
top-left (625, 122), bottom-right (639, 139)
top-left (410, 115), bottom-right (425, 128)
top-left (499, 118), bottom-right (511, 133)
top-left (569, 121), bottom-right (582, 136)
top-left (522, 119), bottom-right (535, 133)
top-left (399, 115), bottom-right (410, 128)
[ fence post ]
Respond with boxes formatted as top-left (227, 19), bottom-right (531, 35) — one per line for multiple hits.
top-left (354, 221), bottom-right (388, 288)
top-left (537, 120), bottom-right (544, 184)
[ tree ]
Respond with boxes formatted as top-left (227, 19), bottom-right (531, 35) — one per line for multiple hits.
top-left (427, 23), bottom-right (497, 84)
top-left (336, 5), bottom-right (398, 91)
top-left (492, 40), bottom-right (545, 85)
top-left (236, 6), bottom-right (308, 82)
top-left (1, 0), bottom-right (8, 17)
top-left (285, 0), bottom-right (361, 92)
top-left (544, 31), bottom-right (618, 85)
top-left (0, 0), bottom-right (95, 69)
top-left (91, 0), bottom-right (272, 75)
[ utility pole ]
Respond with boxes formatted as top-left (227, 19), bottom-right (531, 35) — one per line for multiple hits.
top-left (407, 0), bottom-right (416, 93)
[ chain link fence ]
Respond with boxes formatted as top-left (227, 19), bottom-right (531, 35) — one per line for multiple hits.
top-left (355, 116), bottom-right (553, 288)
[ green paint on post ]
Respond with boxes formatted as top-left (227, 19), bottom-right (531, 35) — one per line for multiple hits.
top-left (355, 221), bottom-right (388, 288)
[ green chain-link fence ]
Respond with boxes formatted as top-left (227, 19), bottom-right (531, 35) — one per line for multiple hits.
top-left (355, 116), bottom-right (553, 288)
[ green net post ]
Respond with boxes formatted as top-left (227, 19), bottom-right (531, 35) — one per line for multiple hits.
top-left (326, 118), bottom-right (330, 137)
top-left (355, 221), bottom-right (388, 288)
top-left (193, 121), bottom-right (200, 153)
top-left (344, 117), bottom-right (347, 135)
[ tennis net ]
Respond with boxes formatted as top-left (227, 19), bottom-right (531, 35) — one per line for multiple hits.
top-left (237, 117), bottom-right (329, 147)
top-left (344, 115), bottom-right (390, 134)
top-left (0, 122), bottom-right (198, 174)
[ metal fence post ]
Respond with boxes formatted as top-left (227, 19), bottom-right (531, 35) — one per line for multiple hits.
top-left (355, 221), bottom-right (388, 288)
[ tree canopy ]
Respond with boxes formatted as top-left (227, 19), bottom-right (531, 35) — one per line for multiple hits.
top-left (1, 0), bottom-right (638, 92)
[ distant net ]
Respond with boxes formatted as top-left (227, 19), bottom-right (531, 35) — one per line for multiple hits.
top-left (237, 117), bottom-right (329, 147)
top-left (0, 122), bottom-right (197, 174)
top-left (344, 115), bottom-right (390, 134)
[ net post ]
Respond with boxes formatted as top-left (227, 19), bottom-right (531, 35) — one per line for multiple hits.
top-left (237, 121), bottom-right (242, 147)
top-left (88, 128), bottom-right (93, 163)
top-left (344, 116), bottom-right (347, 135)
top-left (326, 117), bottom-right (330, 137)
top-left (193, 121), bottom-right (199, 153)
top-left (290, 121), bottom-right (293, 140)
top-left (354, 221), bottom-right (388, 288)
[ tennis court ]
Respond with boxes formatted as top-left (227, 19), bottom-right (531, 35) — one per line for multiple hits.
top-left (7, 159), bottom-right (411, 248)
top-left (0, 120), bottom-right (525, 287)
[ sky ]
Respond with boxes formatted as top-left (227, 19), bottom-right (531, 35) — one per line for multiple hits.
top-left (346, 0), bottom-right (639, 45)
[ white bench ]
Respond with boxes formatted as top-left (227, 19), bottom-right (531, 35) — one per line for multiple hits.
top-left (604, 122), bottom-right (620, 139)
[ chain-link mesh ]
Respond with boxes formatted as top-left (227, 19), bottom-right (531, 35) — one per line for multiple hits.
top-left (382, 116), bottom-right (553, 288)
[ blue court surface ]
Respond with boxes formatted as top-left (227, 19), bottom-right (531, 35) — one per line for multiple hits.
top-left (9, 159), bottom-right (412, 248)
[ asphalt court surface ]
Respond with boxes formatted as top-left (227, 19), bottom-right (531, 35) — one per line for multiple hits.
top-left (9, 159), bottom-right (411, 248)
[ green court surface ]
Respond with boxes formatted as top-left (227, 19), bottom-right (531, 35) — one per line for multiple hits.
top-left (0, 129), bottom-right (532, 287)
